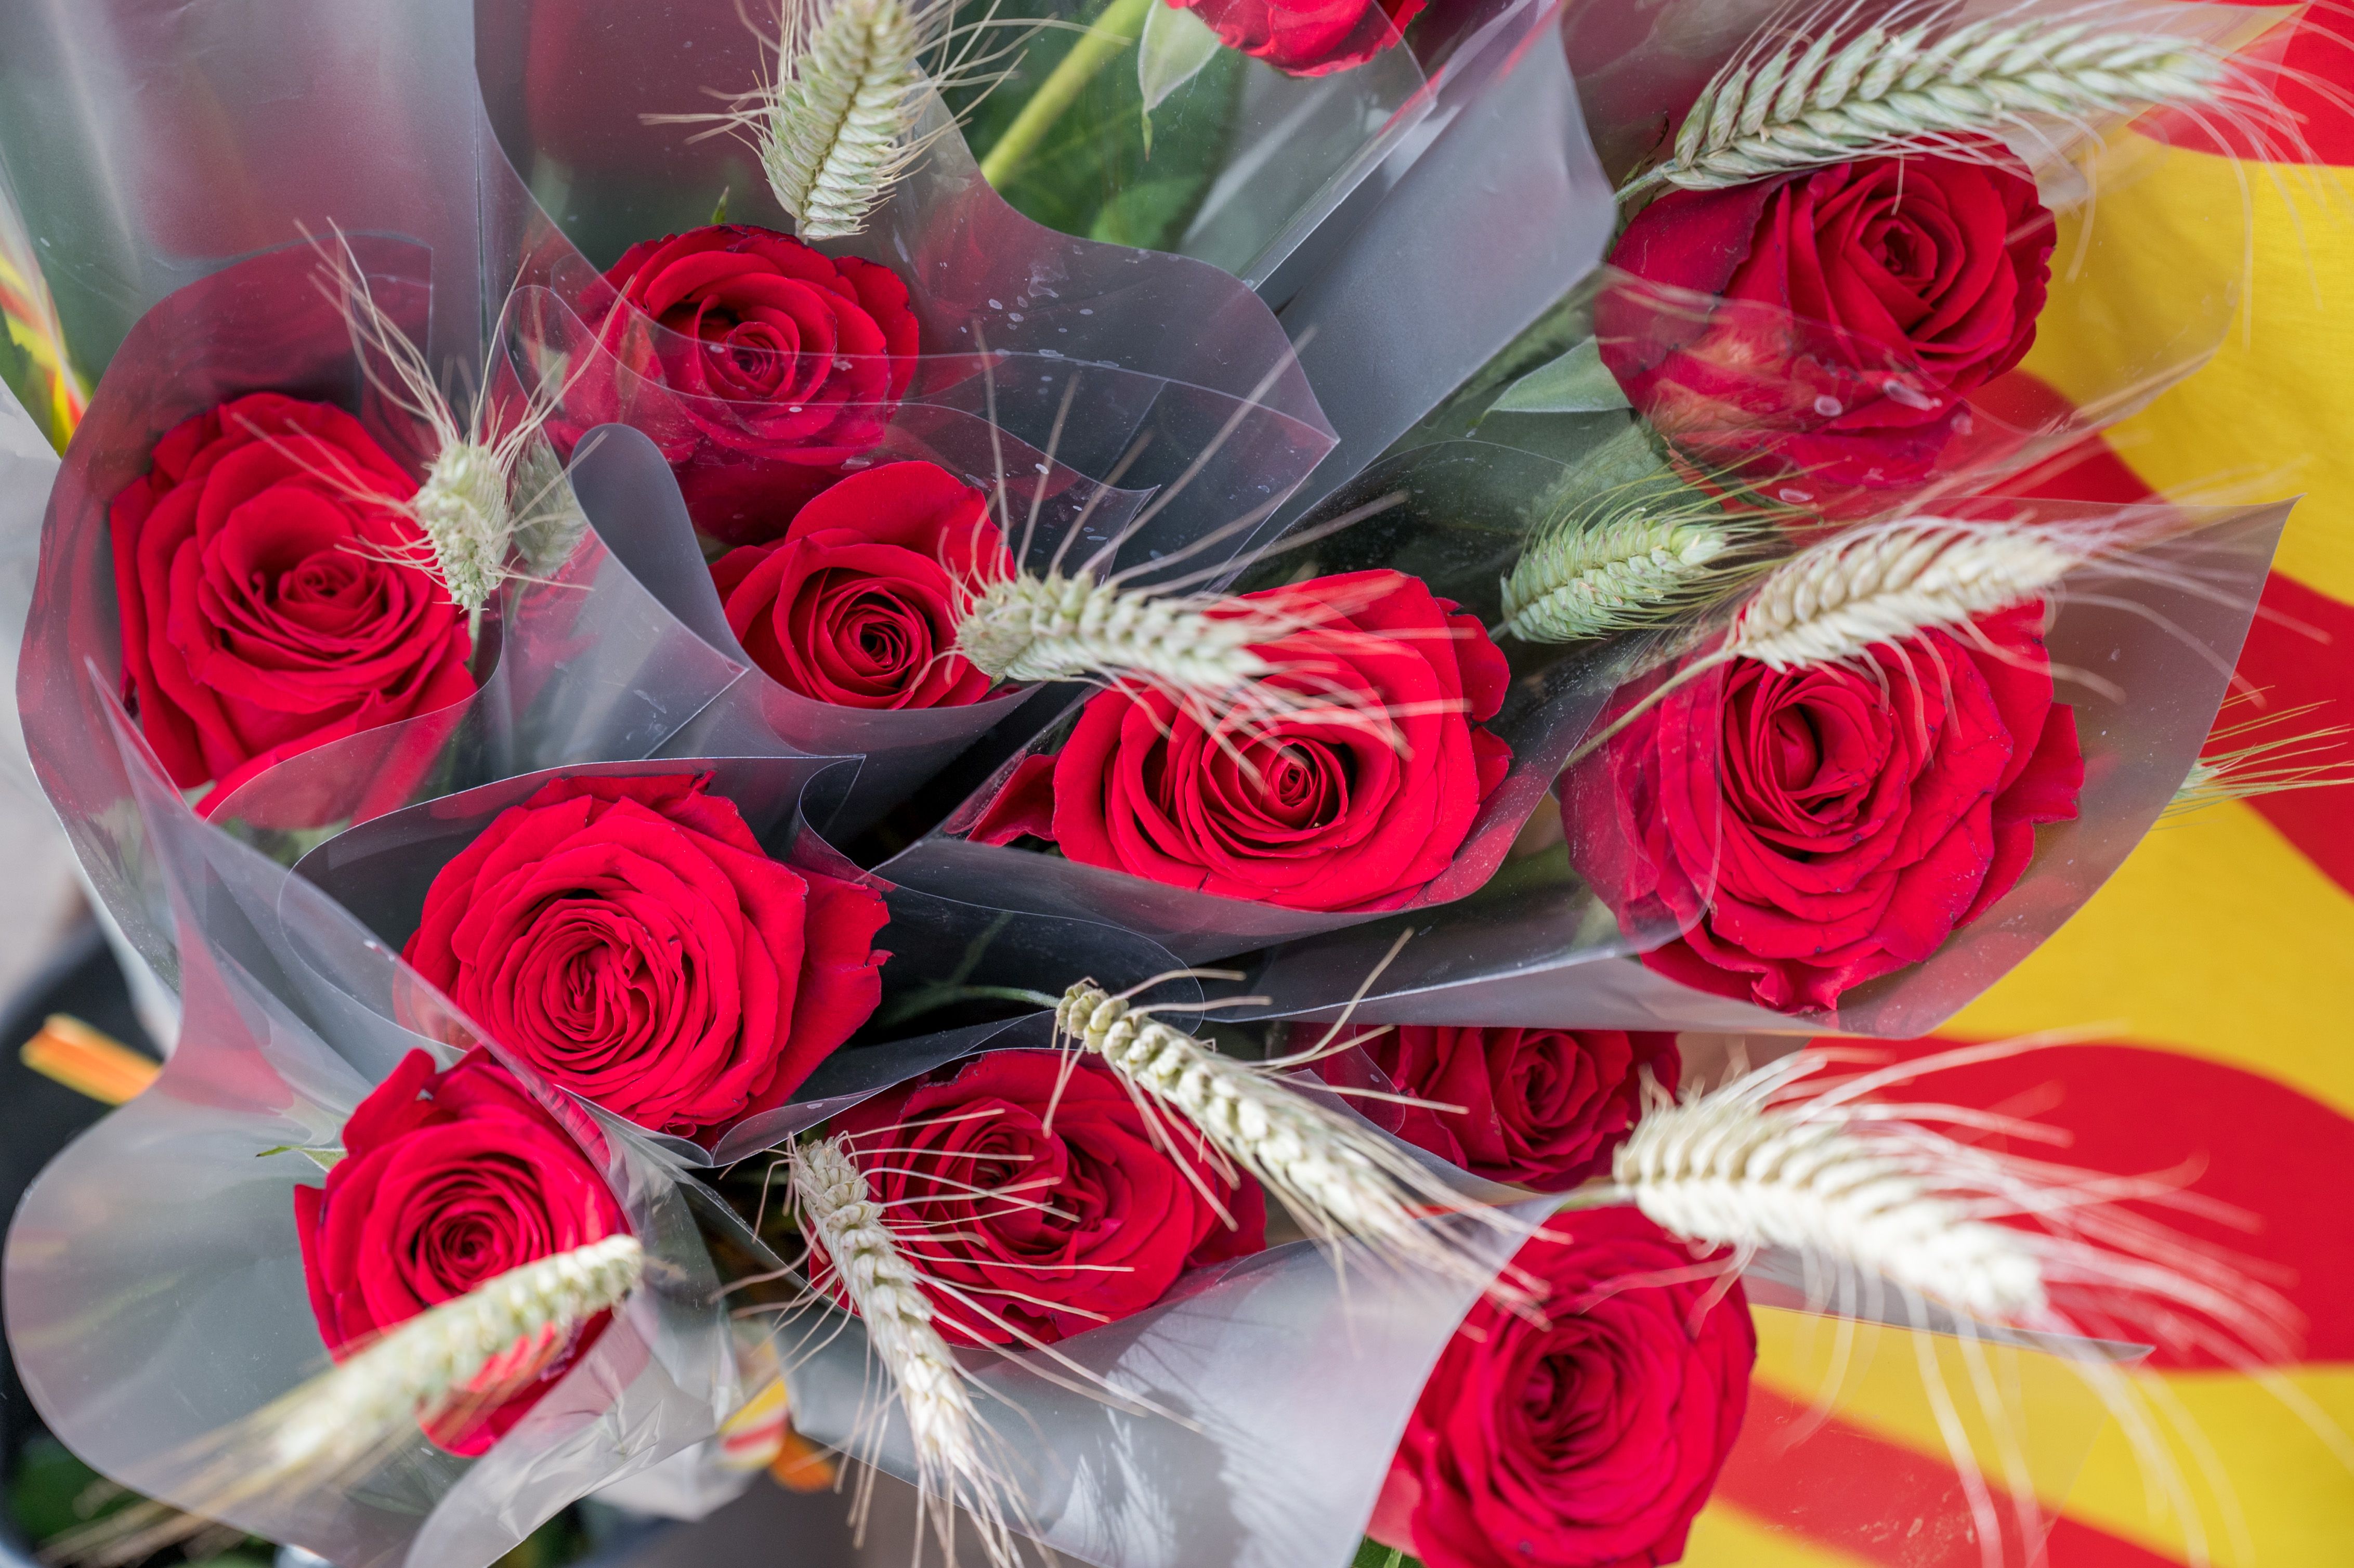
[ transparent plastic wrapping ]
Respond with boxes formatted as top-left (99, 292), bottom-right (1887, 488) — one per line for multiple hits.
top-left (0, 0), bottom-right (500, 380)
top-left (785, 1204), bottom-right (1553, 1568)
top-left (0, 371), bottom-right (59, 803)
top-left (4, 692), bottom-right (735, 1568)
top-left (286, 756), bottom-right (1198, 1166)
top-left (888, 437), bottom-right (1698, 963)
top-left (481, 0), bottom-right (1435, 291)
top-left (1228, 496), bottom-right (2292, 1033)
top-left (1273, 3), bottom-right (1620, 529)
top-left (507, 272), bottom-right (1332, 559)
top-left (781, 1210), bottom-right (2127, 1568)
top-left (1500, 0), bottom-right (2288, 521)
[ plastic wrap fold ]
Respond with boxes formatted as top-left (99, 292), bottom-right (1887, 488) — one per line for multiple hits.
top-left (2, 692), bottom-right (736, 1568)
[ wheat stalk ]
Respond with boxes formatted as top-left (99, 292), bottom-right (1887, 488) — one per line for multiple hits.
top-left (1572, 1049), bottom-right (2296, 1349)
top-left (2164, 700), bottom-right (2352, 819)
top-left (1605, 1072), bottom-right (2047, 1320)
top-left (763, 0), bottom-right (931, 239)
top-left (793, 1134), bottom-right (1024, 1568)
top-left (1625, 5), bottom-right (2229, 197)
top-left (45, 1237), bottom-right (644, 1567)
top-left (1562, 517), bottom-right (2092, 767)
top-left (1725, 517), bottom-right (2081, 669)
top-left (304, 230), bottom-right (580, 634)
top-left (1055, 981), bottom-right (1530, 1300)
top-left (1499, 487), bottom-right (1777, 644)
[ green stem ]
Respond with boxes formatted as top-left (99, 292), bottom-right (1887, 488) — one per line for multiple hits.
top-left (978, 0), bottom-right (1157, 189)
top-left (875, 983), bottom-right (1064, 1029)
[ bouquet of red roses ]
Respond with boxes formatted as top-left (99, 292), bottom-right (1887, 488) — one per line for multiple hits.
top-left (0, 2), bottom-right (2331, 1567)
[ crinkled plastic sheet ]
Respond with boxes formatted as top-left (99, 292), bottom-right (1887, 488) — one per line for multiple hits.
top-left (479, 0), bottom-right (1436, 293)
top-left (3, 690), bottom-right (736, 1568)
top-left (781, 1200), bottom-right (1551, 1568)
top-left (287, 755), bottom-right (1198, 1166)
top-left (1225, 496), bottom-right (2292, 1032)
top-left (779, 1192), bottom-right (2131, 1568)
top-left (888, 437), bottom-right (1701, 962)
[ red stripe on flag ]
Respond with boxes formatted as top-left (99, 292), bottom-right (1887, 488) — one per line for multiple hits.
top-left (2038, 1515), bottom-right (2189, 1568)
top-left (2008, 417), bottom-right (2354, 897)
top-left (1801, 1039), bottom-right (2354, 1367)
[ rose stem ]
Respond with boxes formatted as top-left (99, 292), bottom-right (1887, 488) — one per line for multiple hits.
top-left (977, 0), bottom-right (1156, 189)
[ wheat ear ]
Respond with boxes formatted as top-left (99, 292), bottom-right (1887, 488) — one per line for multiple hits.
top-left (1576, 1049), bottom-right (2294, 1351)
top-left (793, 1134), bottom-right (1024, 1568)
top-left (1625, 7), bottom-right (2229, 197)
top-left (1055, 982), bottom-right (1531, 1300)
top-left (2165, 699), bottom-right (2352, 819)
top-left (1499, 487), bottom-right (1781, 644)
top-left (308, 230), bottom-right (581, 634)
top-left (1563, 517), bottom-right (2090, 767)
top-left (44, 1237), bottom-right (644, 1567)
top-left (763, 0), bottom-right (932, 239)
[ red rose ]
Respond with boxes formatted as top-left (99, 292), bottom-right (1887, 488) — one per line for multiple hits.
top-left (971, 569), bottom-right (1514, 912)
top-left (293, 1049), bottom-right (630, 1456)
top-left (1329, 1026), bottom-right (1677, 1192)
top-left (109, 392), bottom-right (476, 808)
top-left (1369, 1209), bottom-right (1754, 1568)
top-left (1599, 156), bottom-right (2054, 503)
top-left (1167, 0), bottom-right (1424, 75)
top-left (1577, 602), bottom-right (2084, 1014)
top-left (710, 461), bottom-right (1011, 709)
top-left (403, 773), bottom-right (891, 1139)
top-left (824, 1050), bottom-right (1265, 1347)
top-left (577, 225), bottom-right (920, 539)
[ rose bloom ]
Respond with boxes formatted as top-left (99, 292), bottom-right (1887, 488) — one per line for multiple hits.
top-left (1369, 1209), bottom-right (1754, 1568)
top-left (580, 224), bottom-right (920, 543)
top-left (294, 1049), bottom-right (630, 1455)
top-left (403, 773), bottom-right (890, 1139)
top-left (1599, 155), bottom-right (2055, 503)
top-left (826, 1051), bottom-right (1266, 1347)
top-left (1167, 0), bottom-right (1423, 74)
top-left (710, 461), bottom-right (1011, 709)
top-left (1328, 1025), bottom-right (1678, 1191)
top-left (1577, 602), bottom-right (2084, 1014)
top-left (971, 568), bottom-right (1513, 912)
top-left (110, 392), bottom-right (476, 808)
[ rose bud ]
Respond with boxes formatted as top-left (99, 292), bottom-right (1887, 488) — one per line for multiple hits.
top-left (576, 224), bottom-right (920, 544)
top-left (1599, 154), bottom-right (2055, 506)
top-left (1325, 1026), bottom-right (1678, 1192)
top-left (826, 1050), bottom-right (1266, 1347)
top-left (710, 461), bottom-right (1012, 710)
top-left (293, 1049), bottom-right (631, 1455)
top-left (971, 568), bottom-right (1513, 913)
top-left (403, 772), bottom-right (891, 1140)
top-left (1167, 0), bottom-right (1424, 76)
top-left (1368, 1208), bottom-right (1755, 1568)
top-left (1575, 601), bottom-right (2084, 1014)
top-left (110, 391), bottom-right (477, 809)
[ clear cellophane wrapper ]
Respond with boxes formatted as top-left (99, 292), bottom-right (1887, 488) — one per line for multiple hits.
top-left (1419, 0), bottom-right (2293, 522)
top-left (1225, 493), bottom-right (2289, 1033)
top-left (755, 1028), bottom-right (2136, 1568)
top-left (888, 436), bottom-right (1698, 961)
top-left (285, 753), bottom-right (1198, 1167)
top-left (3, 699), bottom-right (738, 1568)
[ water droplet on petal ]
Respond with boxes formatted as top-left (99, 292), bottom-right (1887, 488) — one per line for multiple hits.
top-left (988, 299), bottom-right (1004, 310)
top-left (1813, 395), bottom-right (1843, 417)
top-left (1777, 487), bottom-right (1813, 504)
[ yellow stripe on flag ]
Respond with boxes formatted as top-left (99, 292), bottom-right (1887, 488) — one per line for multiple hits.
top-left (2021, 139), bottom-right (2354, 603)
top-left (2056, 1365), bottom-right (2354, 1568)
top-left (1948, 799), bottom-right (2354, 1120)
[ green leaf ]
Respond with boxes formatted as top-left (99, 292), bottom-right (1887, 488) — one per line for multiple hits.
top-left (1493, 335), bottom-right (1630, 414)
top-left (950, 0), bottom-right (1244, 254)
top-left (1351, 1538), bottom-right (1421, 1568)
top-left (1138, 2), bottom-right (1225, 149)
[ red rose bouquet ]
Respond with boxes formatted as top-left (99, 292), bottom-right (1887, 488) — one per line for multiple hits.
top-left (0, 3), bottom-right (2325, 1568)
